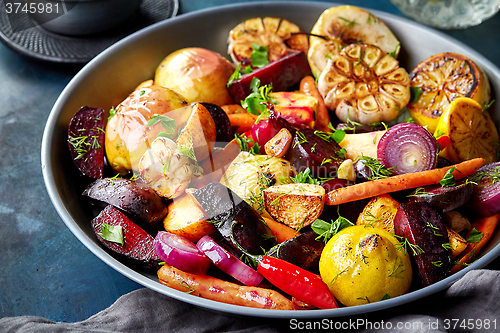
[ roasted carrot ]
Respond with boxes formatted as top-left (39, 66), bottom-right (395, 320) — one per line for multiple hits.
top-left (221, 104), bottom-right (246, 115)
top-left (326, 158), bottom-right (485, 205)
top-left (450, 213), bottom-right (500, 273)
top-left (300, 75), bottom-right (331, 133)
top-left (158, 264), bottom-right (297, 310)
top-left (263, 217), bottom-right (299, 243)
top-left (227, 113), bottom-right (258, 133)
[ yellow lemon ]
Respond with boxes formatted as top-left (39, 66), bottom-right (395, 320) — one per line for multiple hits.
top-left (434, 97), bottom-right (499, 164)
top-left (407, 52), bottom-right (491, 134)
top-left (319, 225), bottom-right (412, 307)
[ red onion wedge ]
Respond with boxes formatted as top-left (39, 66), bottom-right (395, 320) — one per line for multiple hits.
top-left (466, 162), bottom-right (500, 217)
top-left (377, 123), bottom-right (437, 175)
top-left (154, 231), bottom-right (211, 275)
top-left (197, 236), bottom-right (264, 286)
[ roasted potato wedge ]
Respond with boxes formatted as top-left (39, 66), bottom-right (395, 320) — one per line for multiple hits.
top-left (447, 227), bottom-right (468, 258)
top-left (263, 183), bottom-right (325, 230)
top-left (356, 194), bottom-right (400, 234)
top-left (163, 193), bottom-right (216, 242)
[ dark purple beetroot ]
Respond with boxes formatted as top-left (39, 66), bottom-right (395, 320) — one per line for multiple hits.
top-left (266, 230), bottom-right (325, 271)
top-left (394, 202), bottom-right (451, 287)
top-left (199, 102), bottom-right (233, 143)
top-left (408, 179), bottom-right (473, 213)
top-left (287, 128), bottom-right (344, 178)
top-left (228, 51), bottom-right (311, 103)
top-left (91, 205), bottom-right (161, 267)
top-left (83, 178), bottom-right (168, 226)
top-left (67, 106), bottom-right (105, 179)
top-left (189, 182), bottom-right (277, 256)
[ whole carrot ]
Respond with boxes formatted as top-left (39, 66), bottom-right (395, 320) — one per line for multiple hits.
top-left (300, 76), bottom-right (331, 133)
top-left (326, 158), bottom-right (485, 205)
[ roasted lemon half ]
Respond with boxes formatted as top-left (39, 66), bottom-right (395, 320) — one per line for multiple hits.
top-left (434, 97), bottom-right (499, 164)
top-left (408, 52), bottom-right (491, 134)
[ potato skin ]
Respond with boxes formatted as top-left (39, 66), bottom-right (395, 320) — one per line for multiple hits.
top-left (105, 84), bottom-right (189, 174)
top-left (155, 47), bottom-right (235, 106)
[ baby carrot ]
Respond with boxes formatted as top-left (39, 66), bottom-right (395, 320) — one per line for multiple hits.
top-left (450, 213), bottom-right (500, 274)
top-left (227, 113), bottom-right (257, 133)
top-left (300, 75), bottom-right (331, 133)
top-left (326, 158), bottom-right (485, 205)
top-left (263, 217), bottom-right (299, 243)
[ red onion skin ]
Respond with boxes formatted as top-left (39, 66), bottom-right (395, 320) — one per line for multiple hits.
top-left (197, 236), bottom-right (263, 286)
top-left (154, 231), bottom-right (211, 275)
top-left (466, 162), bottom-right (500, 217)
top-left (377, 123), bottom-right (437, 175)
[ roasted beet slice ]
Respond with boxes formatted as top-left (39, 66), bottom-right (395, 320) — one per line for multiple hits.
top-left (287, 128), bottom-right (344, 178)
top-left (189, 182), bottom-right (277, 255)
top-left (67, 106), bottom-right (105, 178)
top-left (408, 179), bottom-right (473, 213)
top-left (266, 230), bottom-right (324, 271)
top-left (394, 202), bottom-right (451, 287)
top-left (91, 205), bottom-right (161, 267)
top-left (200, 102), bottom-right (233, 143)
top-left (83, 178), bottom-right (168, 226)
top-left (228, 51), bottom-right (311, 103)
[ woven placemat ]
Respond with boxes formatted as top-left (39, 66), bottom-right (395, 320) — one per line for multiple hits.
top-left (0, 0), bottom-right (178, 63)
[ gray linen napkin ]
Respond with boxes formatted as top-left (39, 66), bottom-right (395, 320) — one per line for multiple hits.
top-left (1, 269), bottom-right (499, 333)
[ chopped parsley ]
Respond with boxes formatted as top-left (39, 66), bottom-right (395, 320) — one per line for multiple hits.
top-left (108, 106), bottom-right (117, 121)
top-left (234, 133), bottom-right (260, 155)
top-left (467, 228), bottom-right (483, 243)
top-left (241, 77), bottom-right (274, 120)
top-left (250, 43), bottom-right (269, 68)
top-left (290, 167), bottom-right (320, 185)
top-left (98, 223), bottom-right (124, 245)
top-left (410, 86), bottom-right (423, 104)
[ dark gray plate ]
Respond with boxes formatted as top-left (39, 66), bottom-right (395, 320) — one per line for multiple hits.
top-left (41, 1), bottom-right (500, 318)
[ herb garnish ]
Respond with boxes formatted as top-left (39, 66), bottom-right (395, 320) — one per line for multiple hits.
top-left (290, 167), bottom-right (320, 185)
top-left (147, 114), bottom-right (178, 138)
top-left (394, 235), bottom-right (424, 256)
top-left (241, 77), bottom-right (274, 121)
top-left (467, 228), bottom-right (483, 243)
top-left (234, 133), bottom-right (260, 155)
top-left (439, 167), bottom-right (456, 187)
top-left (98, 223), bottom-right (124, 245)
top-left (250, 43), bottom-right (269, 68)
top-left (355, 155), bottom-right (395, 180)
top-left (311, 214), bottom-right (354, 243)
top-left (410, 86), bottom-right (423, 104)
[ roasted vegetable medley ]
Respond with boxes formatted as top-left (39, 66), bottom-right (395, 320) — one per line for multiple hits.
top-left (67, 5), bottom-right (500, 310)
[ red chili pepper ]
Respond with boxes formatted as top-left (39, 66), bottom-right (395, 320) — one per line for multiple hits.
top-left (436, 135), bottom-right (451, 150)
top-left (257, 256), bottom-right (338, 309)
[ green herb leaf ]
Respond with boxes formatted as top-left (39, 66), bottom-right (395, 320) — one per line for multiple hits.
top-left (241, 77), bottom-right (273, 118)
top-left (250, 43), bottom-right (269, 68)
top-left (467, 228), bottom-right (483, 243)
top-left (290, 167), bottom-right (320, 185)
top-left (148, 114), bottom-right (178, 137)
top-left (98, 223), bottom-right (124, 245)
top-left (108, 106), bottom-right (118, 121)
top-left (234, 133), bottom-right (260, 155)
top-left (410, 86), bottom-right (423, 104)
top-left (227, 62), bottom-right (242, 87)
top-left (439, 167), bottom-right (456, 187)
top-left (312, 216), bottom-right (354, 243)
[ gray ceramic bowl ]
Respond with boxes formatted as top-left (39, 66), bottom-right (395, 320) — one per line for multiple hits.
top-left (41, 1), bottom-right (500, 318)
top-left (27, 0), bottom-right (142, 36)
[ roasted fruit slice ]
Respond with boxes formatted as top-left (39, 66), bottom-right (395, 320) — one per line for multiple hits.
top-left (317, 43), bottom-right (410, 125)
top-left (434, 97), bottom-right (499, 164)
top-left (407, 52), bottom-right (491, 134)
top-left (227, 17), bottom-right (308, 67)
top-left (219, 152), bottom-right (295, 216)
top-left (308, 5), bottom-right (401, 79)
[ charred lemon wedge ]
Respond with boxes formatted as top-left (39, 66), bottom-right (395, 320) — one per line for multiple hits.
top-left (434, 97), bottom-right (499, 164)
top-left (317, 43), bottom-right (410, 125)
top-left (227, 17), bottom-right (308, 67)
top-left (408, 52), bottom-right (491, 134)
top-left (308, 5), bottom-right (401, 79)
top-left (319, 225), bottom-right (412, 307)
